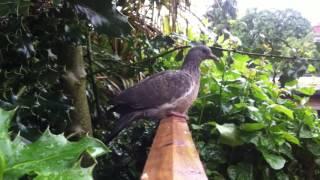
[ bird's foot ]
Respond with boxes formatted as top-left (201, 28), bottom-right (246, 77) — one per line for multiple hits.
top-left (167, 111), bottom-right (189, 120)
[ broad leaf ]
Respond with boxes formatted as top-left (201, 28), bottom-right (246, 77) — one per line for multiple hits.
top-left (260, 150), bottom-right (286, 170)
top-left (268, 104), bottom-right (294, 120)
top-left (281, 132), bottom-right (300, 145)
top-left (227, 163), bottom-right (253, 180)
top-left (307, 141), bottom-right (320, 156)
top-left (216, 123), bottom-right (243, 146)
top-left (240, 123), bottom-right (265, 132)
top-left (0, 108), bottom-right (109, 179)
top-left (251, 84), bottom-right (272, 103)
top-left (295, 87), bottom-right (316, 96)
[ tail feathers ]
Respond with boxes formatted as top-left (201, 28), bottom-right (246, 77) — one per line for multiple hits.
top-left (105, 112), bottom-right (142, 143)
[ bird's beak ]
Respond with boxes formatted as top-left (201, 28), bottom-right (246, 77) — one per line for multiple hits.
top-left (208, 53), bottom-right (219, 61)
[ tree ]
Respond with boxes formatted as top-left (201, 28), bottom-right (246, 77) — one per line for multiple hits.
top-left (231, 9), bottom-right (317, 86)
top-left (205, 0), bottom-right (237, 34)
top-left (232, 9), bottom-right (311, 54)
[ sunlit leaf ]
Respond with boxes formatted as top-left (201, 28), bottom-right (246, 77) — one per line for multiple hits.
top-left (281, 132), bottom-right (300, 145)
top-left (251, 84), bottom-right (272, 103)
top-left (240, 123), bottom-right (265, 132)
top-left (268, 104), bottom-right (294, 120)
top-left (216, 123), bottom-right (243, 146)
top-left (307, 64), bottom-right (316, 73)
top-left (295, 87), bottom-right (316, 96)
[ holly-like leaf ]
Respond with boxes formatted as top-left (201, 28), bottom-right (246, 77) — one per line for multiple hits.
top-left (0, 108), bottom-right (109, 179)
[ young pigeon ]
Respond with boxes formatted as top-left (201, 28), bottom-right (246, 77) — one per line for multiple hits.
top-left (106, 46), bottom-right (218, 142)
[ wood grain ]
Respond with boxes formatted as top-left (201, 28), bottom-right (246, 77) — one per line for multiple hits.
top-left (141, 116), bottom-right (208, 180)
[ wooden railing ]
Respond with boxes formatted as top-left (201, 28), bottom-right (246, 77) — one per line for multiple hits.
top-left (141, 116), bottom-right (208, 180)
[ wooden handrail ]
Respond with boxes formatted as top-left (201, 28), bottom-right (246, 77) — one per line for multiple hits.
top-left (141, 116), bottom-right (208, 180)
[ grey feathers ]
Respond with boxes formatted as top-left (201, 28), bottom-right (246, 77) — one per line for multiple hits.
top-left (106, 45), bottom-right (217, 142)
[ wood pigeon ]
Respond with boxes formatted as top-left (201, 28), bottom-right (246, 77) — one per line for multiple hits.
top-left (106, 45), bottom-right (218, 142)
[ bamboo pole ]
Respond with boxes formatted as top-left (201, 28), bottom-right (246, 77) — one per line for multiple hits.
top-left (141, 116), bottom-right (208, 180)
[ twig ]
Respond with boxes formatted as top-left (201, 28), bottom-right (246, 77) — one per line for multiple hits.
top-left (137, 45), bottom-right (190, 64)
top-left (211, 46), bottom-right (320, 61)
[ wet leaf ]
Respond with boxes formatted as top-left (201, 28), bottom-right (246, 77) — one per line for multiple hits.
top-left (260, 150), bottom-right (286, 170)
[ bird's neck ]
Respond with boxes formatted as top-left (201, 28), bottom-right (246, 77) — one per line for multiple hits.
top-left (181, 58), bottom-right (201, 80)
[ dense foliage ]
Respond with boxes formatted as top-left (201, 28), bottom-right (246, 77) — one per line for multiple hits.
top-left (1, 0), bottom-right (320, 179)
top-left (230, 9), bottom-right (319, 86)
top-left (192, 51), bottom-right (320, 179)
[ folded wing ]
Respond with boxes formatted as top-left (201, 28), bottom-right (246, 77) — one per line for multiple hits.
top-left (113, 70), bottom-right (193, 110)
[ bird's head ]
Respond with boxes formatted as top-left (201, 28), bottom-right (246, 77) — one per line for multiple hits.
top-left (182, 45), bottom-right (219, 71)
top-left (187, 45), bottom-right (219, 62)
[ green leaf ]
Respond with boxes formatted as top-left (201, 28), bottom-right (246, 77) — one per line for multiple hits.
top-left (227, 163), bottom-right (253, 180)
top-left (276, 171), bottom-right (289, 180)
top-left (4, 131), bottom-right (108, 178)
top-left (232, 54), bottom-right (250, 74)
top-left (191, 124), bottom-right (202, 130)
top-left (240, 123), bottom-right (265, 132)
top-left (295, 87), bottom-right (316, 96)
top-left (281, 132), bottom-right (300, 145)
top-left (216, 123), bottom-right (243, 146)
top-left (299, 125), bottom-right (313, 138)
top-left (251, 84), bottom-right (272, 103)
top-left (260, 150), bottom-right (286, 170)
top-left (0, 0), bottom-right (31, 16)
top-left (34, 163), bottom-right (93, 180)
top-left (247, 106), bottom-right (263, 121)
top-left (307, 141), bottom-right (320, 156)
top-left (0, 108), bottom-right (16, 138)
top-left (0, 108), bottom-right (109, 179)
top-left (268, 104), bottom-right (294, 120)
top-left (307, 64), bottom-right (316, 73)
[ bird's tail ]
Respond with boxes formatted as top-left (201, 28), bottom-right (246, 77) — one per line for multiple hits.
top-left (105, 112), bottom-right (142, 143)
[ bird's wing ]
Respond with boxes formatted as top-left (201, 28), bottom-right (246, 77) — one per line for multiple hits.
top-left (113, 70), bottom-right (193, 110)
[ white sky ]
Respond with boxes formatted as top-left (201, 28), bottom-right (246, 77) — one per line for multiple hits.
top-left (191, 0), bottom-right (320, 25)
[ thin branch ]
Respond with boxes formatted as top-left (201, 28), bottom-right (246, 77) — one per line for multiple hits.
top-left (211, 46), bottom-right (320, 61)
top-left (137, 45), bottom-right (190, 65)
